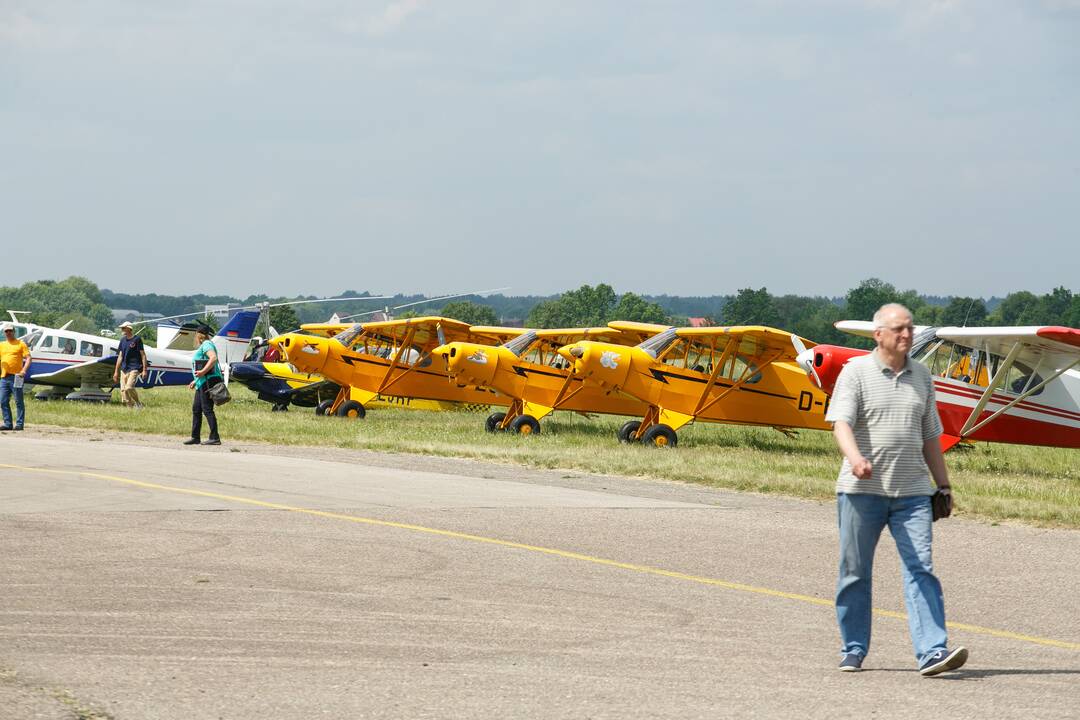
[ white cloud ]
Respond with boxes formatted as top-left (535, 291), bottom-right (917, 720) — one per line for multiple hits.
top-left (364, 0), bottom-right (424, 36)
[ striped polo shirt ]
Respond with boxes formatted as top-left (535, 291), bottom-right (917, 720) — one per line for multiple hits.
top-left (825, 350), bottom-right (943, 497)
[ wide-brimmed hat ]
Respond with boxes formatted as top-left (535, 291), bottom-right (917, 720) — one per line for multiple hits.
top-left (118, 321), bottom-right (134, 329)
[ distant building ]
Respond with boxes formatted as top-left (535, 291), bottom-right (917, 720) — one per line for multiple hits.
top-left (688, 317), bottom-right (713, 328)
top-left (204, 303), bottom-right (243, 321)
top-left (111, 308), bottom-right (164, 323)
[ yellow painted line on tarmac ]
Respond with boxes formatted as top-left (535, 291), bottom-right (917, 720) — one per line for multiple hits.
top-left (4, 462), bottom-right (1079, 652)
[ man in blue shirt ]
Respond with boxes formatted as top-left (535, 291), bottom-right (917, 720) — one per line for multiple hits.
top-left (113, 322), bottom-right (148, 408)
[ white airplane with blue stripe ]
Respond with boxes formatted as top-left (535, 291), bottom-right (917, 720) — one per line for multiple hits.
top-left (22, 311), bottom-right (259, 401)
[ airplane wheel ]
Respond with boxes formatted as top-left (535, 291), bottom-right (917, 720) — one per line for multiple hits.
top-left (485, 412), bottom-right (507, 433)
top-left (315, 400), bottom-right (334, 416)
top-left (510, 414), bottom-right (541, 436)
top-left (642, 424), bottom-right (678, 448)
top-left (617, 420), bottom-right (641, 443)
top-left (335, 400), bottom-right (366, 419)
top-left (271, 403), bottom-right (289, 412)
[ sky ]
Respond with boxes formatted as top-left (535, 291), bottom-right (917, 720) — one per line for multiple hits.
top-left (2, 0), bottom-right (1078, 299)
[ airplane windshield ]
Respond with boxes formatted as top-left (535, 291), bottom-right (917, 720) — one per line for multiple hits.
top-left (503, 331), bottom-right (537, 357)
top-left (332, 324), bottom-right (366, 350)
top-left (22, 330), bottom-right (42, 348)
top-left (637, 328), bottom-right (677, 359)
top-left (910, 327), bottom-right (938, 357)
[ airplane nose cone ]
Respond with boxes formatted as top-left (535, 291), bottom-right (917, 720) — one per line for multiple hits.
top-left (229, 361), bottom-right (265, 381)
top-left (557, 344), bottom-right (584, 363)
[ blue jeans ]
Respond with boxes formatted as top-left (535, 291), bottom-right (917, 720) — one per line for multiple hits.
top-left (0, 375), bottom-right (25, 428)
top-left (836, 493), bottom-right (948, 665)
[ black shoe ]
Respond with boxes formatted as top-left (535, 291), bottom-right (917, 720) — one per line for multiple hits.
top-left (920, 647), bottom-right (968, 676)
top-left (14, 426), bottom-right (23, 431)
top-left (203, 438), bottom-right (221, 446)
top-left (183, 438), bottom-right (201, 445)
top-left (838, 653), bottom-right (863, 672)
top-left (0, 426), bottom-right (12, 432)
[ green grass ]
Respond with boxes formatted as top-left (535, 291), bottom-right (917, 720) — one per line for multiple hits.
top-left (26, 386), bottom-right (1080, 528)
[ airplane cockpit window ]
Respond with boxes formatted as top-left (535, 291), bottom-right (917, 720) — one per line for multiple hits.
top-left (80, 340), bottom-right (104, 357)
top-left (503, 331), bottom-right (538, 358)
top-left (22, 330), bottom-right (42, 348)
top-left (35, 334), bottom-right (55, 351)
top-left (332, 324), bottom-right (366, 350)
top-left (918, 339), bottom-right (1044, 396)
top-left (638, 328), bottom-right (678, 359)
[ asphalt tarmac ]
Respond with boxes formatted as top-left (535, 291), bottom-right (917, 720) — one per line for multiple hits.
top-left (1, 429), bottom-right (1078, 719)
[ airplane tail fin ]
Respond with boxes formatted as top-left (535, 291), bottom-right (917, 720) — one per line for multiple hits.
top-left (212, 310), bottom-right (260, 372)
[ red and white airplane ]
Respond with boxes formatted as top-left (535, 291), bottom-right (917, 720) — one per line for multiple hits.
top-left (794, 322), bottom-right (1080, 451)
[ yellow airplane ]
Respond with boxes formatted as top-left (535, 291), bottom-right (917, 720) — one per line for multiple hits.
top-left (268, 317), bottom-right (510, 418)
top-left (228, 360), bottom-right (459, 415)
top-left (433, 325), bottom-right (666, 434)
top-left (557, 322), bottom-right (832, 447)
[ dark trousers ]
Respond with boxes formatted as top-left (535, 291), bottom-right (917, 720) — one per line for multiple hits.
top-left (191, 382), bottom-right (220, 441)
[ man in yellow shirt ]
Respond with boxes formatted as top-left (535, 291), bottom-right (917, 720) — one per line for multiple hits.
top-left (0, 322), bottom-right (32, 431)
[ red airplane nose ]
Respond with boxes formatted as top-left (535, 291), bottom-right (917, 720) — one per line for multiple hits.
top-left (809, 345), bottom-right (870, 395)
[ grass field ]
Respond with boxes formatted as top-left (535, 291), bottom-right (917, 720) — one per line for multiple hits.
top-left (23, 385), bottom-right (1080, 528)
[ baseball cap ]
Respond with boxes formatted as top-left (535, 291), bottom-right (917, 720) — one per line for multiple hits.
top-left (1, 322), bottom-right (13, 333)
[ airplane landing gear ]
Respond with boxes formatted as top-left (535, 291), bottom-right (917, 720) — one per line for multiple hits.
top-left (617, 420), bottom-right (641, 443)
top-left (641, 424), bottom-right (677, 448)
top-left (509, 414), bottom-right (540, 435)
top-left (335, 400), bottom-right (366, 419)
top-left (315, 400), bottom-right (334, 416)
top-left (485, 412), bottom-right (507, 433)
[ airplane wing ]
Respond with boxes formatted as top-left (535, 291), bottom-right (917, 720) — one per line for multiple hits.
top-left (674, 326), bottom-right (812, 362)
top-left (30, 356), bottom-right (117, 389)
top-left (288, 378), bottom-right (342, 407)
top-left (299, 323), bottom-right (353, 338)
top-left (607, 321), bottom-right (675, 342)
top-left (536, 326), bottom-right (651, 347)
top-left (935, 326), bottom-right (1080, 372)
top-left (360, 317), bottom-right (483, 350)
top-left (835, 320), bottom-right (932, 338)
top-left (468, 326), bottom-right (532, 344)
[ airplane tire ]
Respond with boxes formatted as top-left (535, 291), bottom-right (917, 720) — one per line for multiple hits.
top-left (335, 400), bottom-right (366, 419)
top-left (510, 414), bottom-right (541, 436)
top-left (642, 424), bottom-right (678, 448)
top-left (617, 420), bottom-right (641, 443)
top-left (271, 403), bottom-right (289, 412)
top-left (485, 412), bottom-right (507, 433)
top-left (315, 400), bottom-right (334, 416)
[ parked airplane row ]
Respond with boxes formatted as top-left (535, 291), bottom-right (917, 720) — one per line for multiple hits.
top-left (241, 315), bottom-right (1078, 452)
top-left (9, 308), bottom-right (1079, 452)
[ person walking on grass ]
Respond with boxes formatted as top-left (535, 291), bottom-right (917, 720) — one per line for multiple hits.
top-left (0, 322), bottom-right (31, 432)
top-left (826, 303), bottom-right (967, 677)
top-left (185, 325), bottom-right (222, 446)
top-left (113, 321), bottom-right (147, 408)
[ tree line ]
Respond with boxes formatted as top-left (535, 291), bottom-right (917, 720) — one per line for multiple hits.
top-left (2, 277), bottom-right (1077, 345)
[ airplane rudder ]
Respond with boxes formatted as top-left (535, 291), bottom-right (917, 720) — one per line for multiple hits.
top-left (218, 310), bottom-right (260, 341)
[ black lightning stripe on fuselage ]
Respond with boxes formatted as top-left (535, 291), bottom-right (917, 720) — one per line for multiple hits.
top-left (648, 368), bottom-right (798, 402)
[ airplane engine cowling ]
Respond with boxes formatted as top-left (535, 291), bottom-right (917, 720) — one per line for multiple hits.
top-left (570, 342), bottom-right (633, 391)
top-left (441, 343), bottom-right (500, 387)
top-left (807, 345), bottom-right (869, 395)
